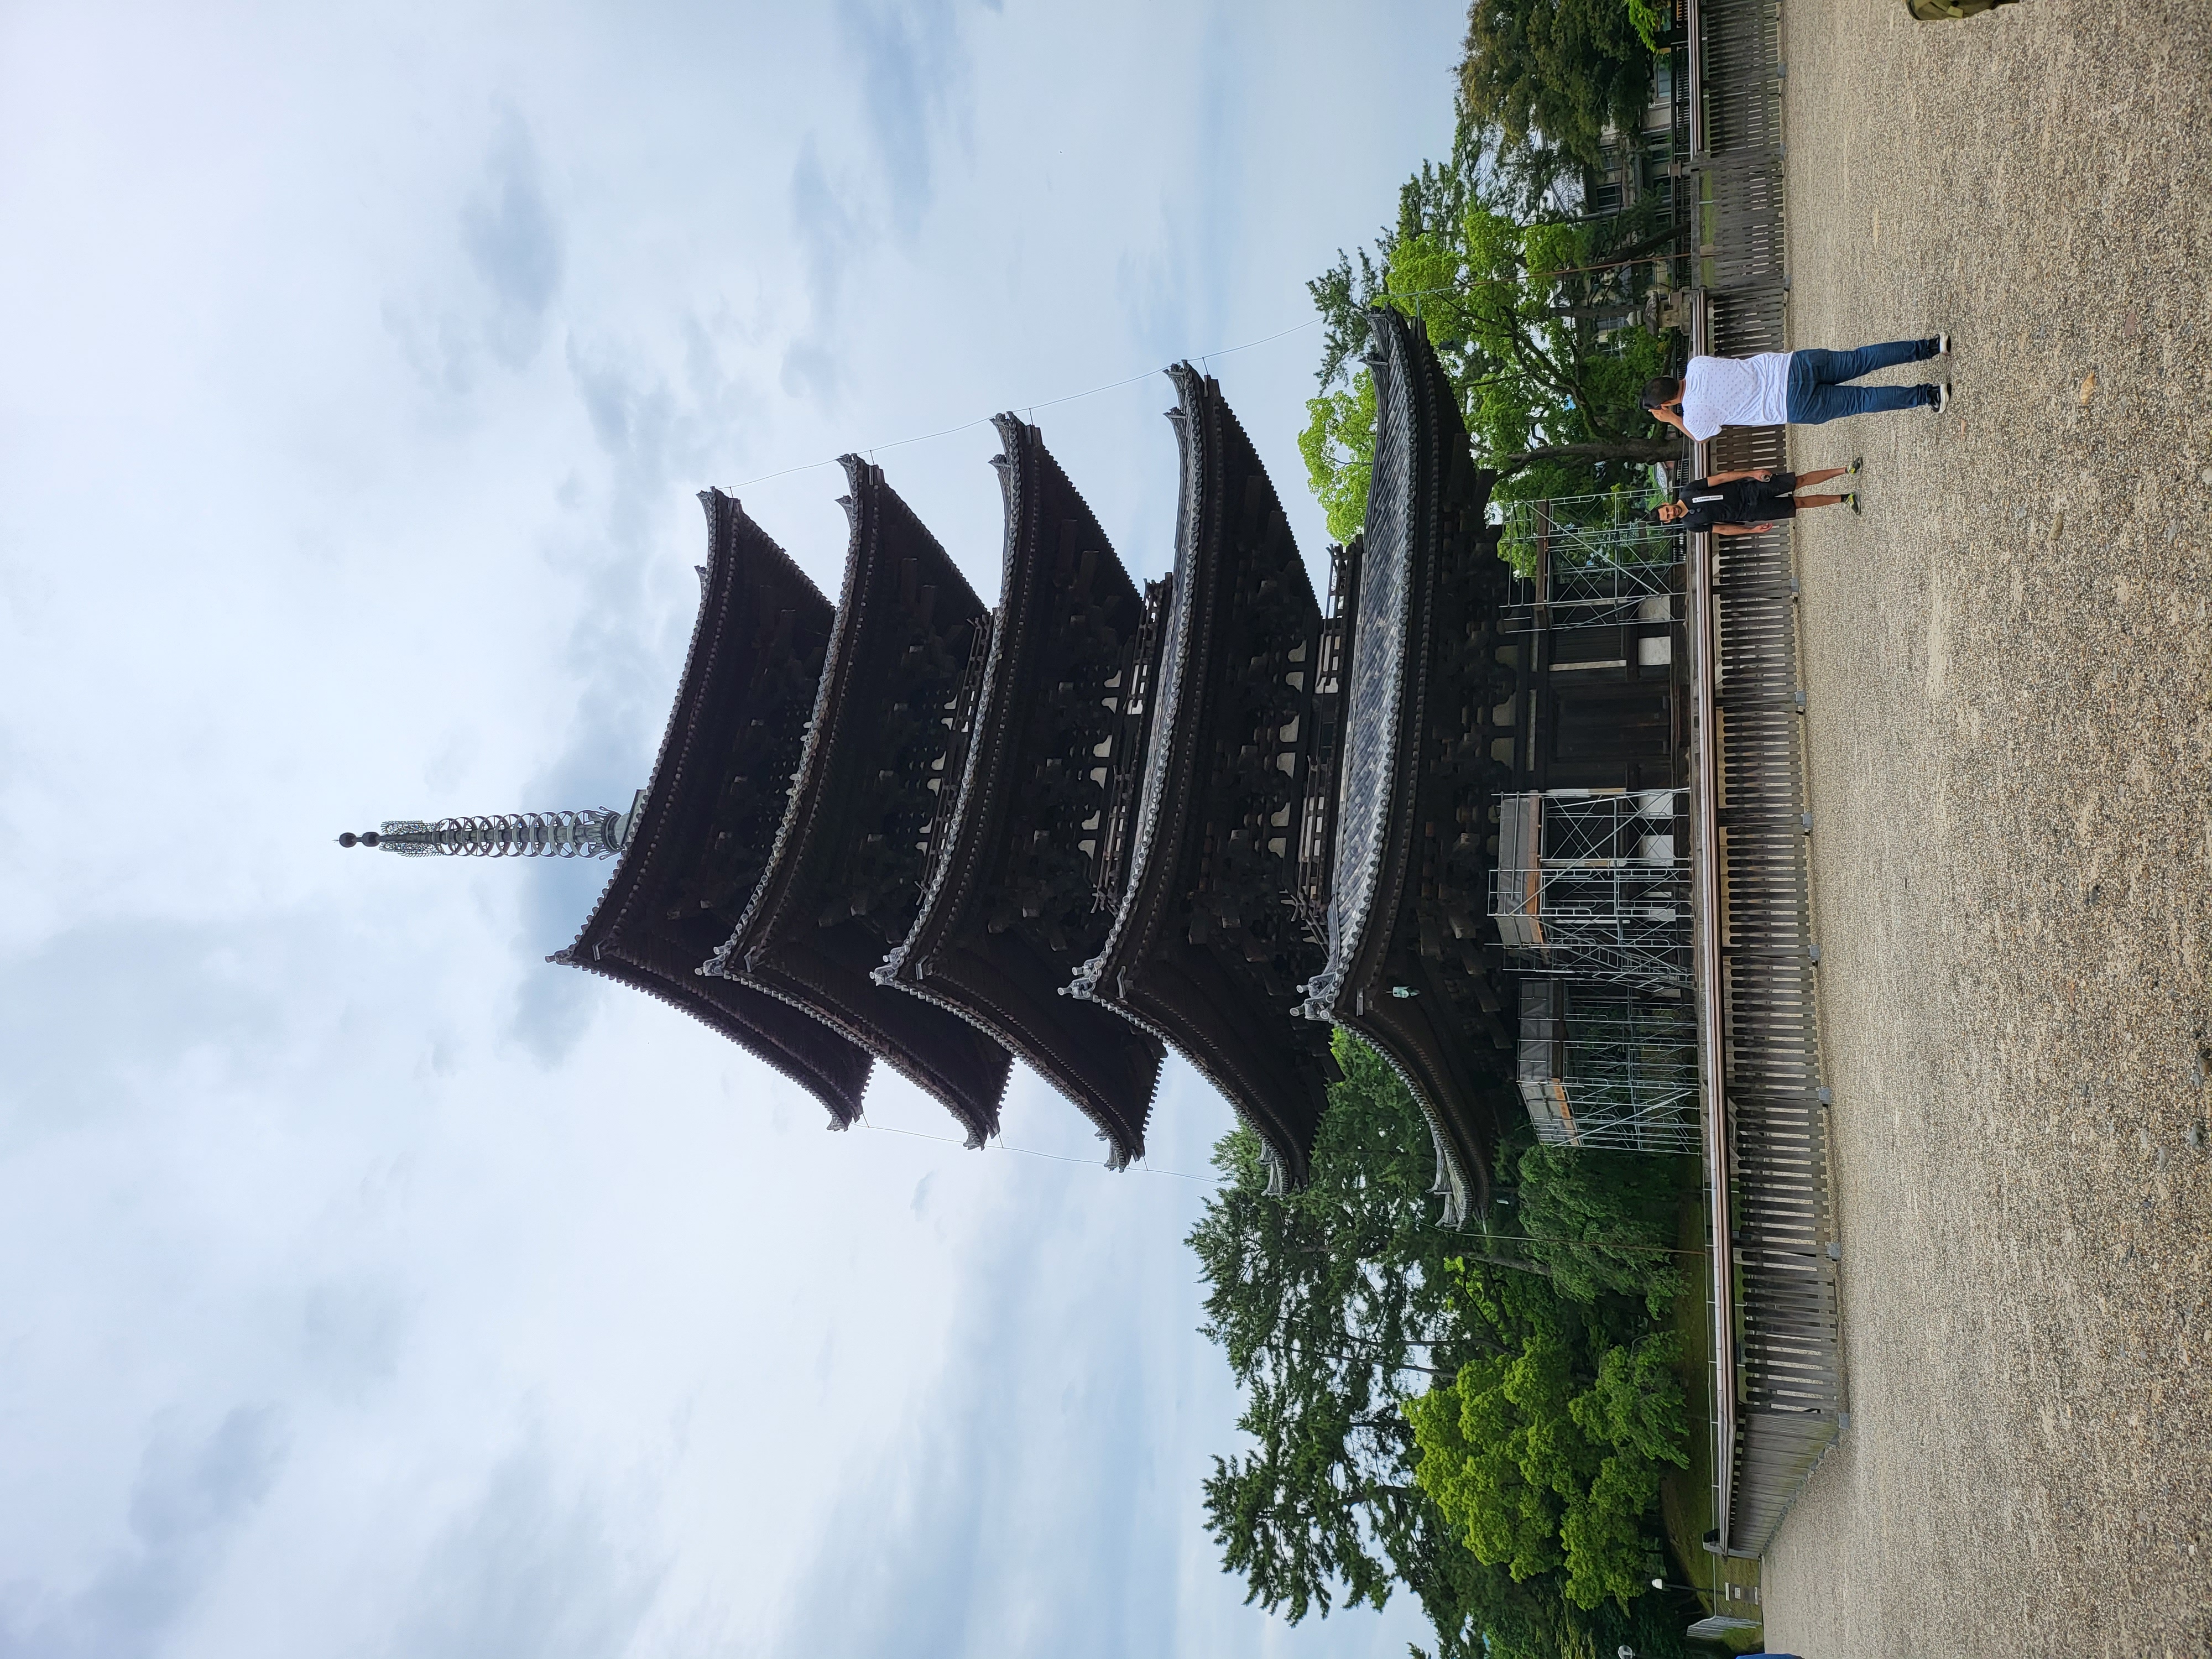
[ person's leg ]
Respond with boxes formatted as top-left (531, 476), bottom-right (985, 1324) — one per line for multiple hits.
top-left (1799, 337), bottom-right (1944, 384)
top-left (1794, 467), bottom-right (1848, 487)
top-left (1797, 494), bottom-right (1845, 508)
top-left (1788, 379), bottom-right (1939, 424)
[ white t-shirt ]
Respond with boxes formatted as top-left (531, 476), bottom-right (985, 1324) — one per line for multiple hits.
top-left (1679, 352), bottom-right (1792, 439)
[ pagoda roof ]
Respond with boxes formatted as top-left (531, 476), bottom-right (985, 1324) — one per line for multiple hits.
top-left (877, 416), bottom-right (1166, 1165)
top-left (707, 457), bottom-right (1013, 1143)
top-left (1298, 309), bottom-right (1520, 1222)
top-left (1069, 366), bottom-right (1339, 1188)
top-left (553, 489), bottom-right (872, 1123)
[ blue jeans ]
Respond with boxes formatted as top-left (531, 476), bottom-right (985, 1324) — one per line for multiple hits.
top-left (1785, 338), bottom-right (1943, 423)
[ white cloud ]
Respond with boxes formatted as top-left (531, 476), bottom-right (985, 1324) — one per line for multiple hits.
top-left (0, 2), bottom-right (1467, 1655)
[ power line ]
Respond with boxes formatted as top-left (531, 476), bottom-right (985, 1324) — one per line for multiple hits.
top-left (722, 317), bottom-right (1321, 494)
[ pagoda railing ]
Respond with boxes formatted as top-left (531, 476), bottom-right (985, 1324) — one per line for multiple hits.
top-left (1092, 575), bottom-right (1171, 914)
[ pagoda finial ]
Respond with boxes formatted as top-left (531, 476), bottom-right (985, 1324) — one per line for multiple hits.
top-left (337, 796), bottom-right (642, 859)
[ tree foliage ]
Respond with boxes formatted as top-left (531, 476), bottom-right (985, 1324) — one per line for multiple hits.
top-left (1406, 1322), bottom-right (1689, 1609)
top-left (1457, 0), bottom-right (1661, 171)
top-left (1190, 1033), bottom-right (1700, 1657)
top-left (1299, 126), bottom-right (1681, 551)
top-left (1188, 1034), bottom-right (1481, 1631)
top-left (1511, 1142), bottom-right (1695, 1316)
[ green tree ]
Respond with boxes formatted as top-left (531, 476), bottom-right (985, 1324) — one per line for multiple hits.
top-left (1189, 1034), bottom-right (1486, 1633)
top-left (1299, 128), bottom-right (1681, 555)
top-left (1296, 364), bottom-right (1376, 546)
top-left (1191, 1034), bottom-right (1699, 1657)
top-left (1509, 1142), bottom-right (1695, 1316)
top-left (1406, 1318), bottom-right (1690, 1610)
top-left (1458, 0), bottom-right (1661, 173)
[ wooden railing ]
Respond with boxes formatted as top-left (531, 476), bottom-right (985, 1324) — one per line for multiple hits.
top-left (1684, 0), bottom-right (1846, 1562)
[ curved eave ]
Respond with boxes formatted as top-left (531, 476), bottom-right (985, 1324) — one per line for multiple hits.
top-left (1310, 307), bottom-right (1511, 1218)
top-left (566, 489), bottom-right (801, 958)
top-left (880, 419), bottom-right (1032, 990)
top-left (713, 463), bottom-right (882, 981)
top-left (1303, 322), bottom-right (1424, 1024)
top-left (555, 488), bottom-right (873, 1122)
top-left (708, 457), bottom-right (1014, 1142)
top-left (1068, 363), bottom-right (1329, 1186)
top-left (1071, 367), bottom-right (1212, 1004)
top-left (881, 415), bottom-right (1165, 1161)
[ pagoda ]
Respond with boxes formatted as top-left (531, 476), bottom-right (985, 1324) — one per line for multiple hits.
top-left (703, 456), bottom-right (1014, 1145)
top-left (876, 415), bottom-right (1166, 1165)
top-left (342, 323), bottom-right (1691, 1212)
top-left (1068, 364), bottom-right (1342, 1191)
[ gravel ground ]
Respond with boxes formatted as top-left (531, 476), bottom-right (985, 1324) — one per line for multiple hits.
top-left (1759, 3), bottom-right (2212, 1653)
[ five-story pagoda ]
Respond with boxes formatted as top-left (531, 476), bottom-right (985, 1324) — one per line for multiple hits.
top-left (342, 324), bottom-right (1688, 1212)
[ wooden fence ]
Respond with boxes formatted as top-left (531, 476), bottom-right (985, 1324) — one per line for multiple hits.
top-left (1683, 0), bottom-right (1846, 1561)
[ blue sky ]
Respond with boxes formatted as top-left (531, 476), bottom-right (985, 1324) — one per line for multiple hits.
top-left (0, 4), bottom-right (1464, 1654)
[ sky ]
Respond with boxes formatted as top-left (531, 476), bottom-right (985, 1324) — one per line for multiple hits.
top-left (0, 4), bottom-right (1467, 1655)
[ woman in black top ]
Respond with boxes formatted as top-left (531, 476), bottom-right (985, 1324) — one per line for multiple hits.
top-left (1653, 463), bottom-right (1856, 536)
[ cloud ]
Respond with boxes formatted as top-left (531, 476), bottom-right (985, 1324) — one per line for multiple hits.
top-left (505, 325), bottom-right (760, 1064)
top-left (384, 109), bottom-right (566, 394)
top-left (781, 138), bottom-right (861, 404)
top-left (463, 112), bottom-right (566, 370)
top-left (834, 0), bottom-right (969, 240)
top-left (779, 0), bottom-right (977, 403)
top-left (0, 919), bottom-right (283, 1155)
top-left (764, 1176), bottom-right (1168, 1659)
top-left (299, 1279), bottom-right (408, 1402)
top-left (0, 1407), bottom-right (289, 1659)
top-left (385, 1451), bottom-right (660, 1659)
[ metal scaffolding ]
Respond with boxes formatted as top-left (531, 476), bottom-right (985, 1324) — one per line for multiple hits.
top-left (1515, 977), bottom-right (1699, 1153)
top-left (1491, 789), bottom-right (1691, 987)
top-left (1497, 493), bottom-right (1683, 634)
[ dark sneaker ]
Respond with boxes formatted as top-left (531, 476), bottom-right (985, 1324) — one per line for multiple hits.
top-left (1934, 331), bottom-right (1952, 356)
top-left (1845, 491), bottom-right (1861, 515)
top-left (1934, 382), bottom-right (1953, 413)
top-left (1847, 455), bottom-right (1863, 476)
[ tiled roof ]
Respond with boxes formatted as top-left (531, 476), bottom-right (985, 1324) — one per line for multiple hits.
top-left (877, 416), bottom-right (1165, 1165)
top-left (1068, 365), bottom-right (1339, 1188)
top-left (1299, 308), bottom-right (1520, 1222)
top-left (553, 489), bottom-right (872, 1122)
top-left (706, 458), bottom-right (1013, 1145)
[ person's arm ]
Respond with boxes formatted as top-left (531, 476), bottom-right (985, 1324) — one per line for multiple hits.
top-left (1704, 468), bottom-right (1759, 484)
top-left (1649, 406), bottom-right (1689, 437)
top-left (1713, 520), bottom-right (1778, 537)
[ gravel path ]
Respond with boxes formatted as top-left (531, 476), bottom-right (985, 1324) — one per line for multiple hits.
top-left (1760, 4), bottom-right (2212, 1653)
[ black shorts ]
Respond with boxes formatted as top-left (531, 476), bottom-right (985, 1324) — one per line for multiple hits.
top-left (1679, 472), bottom-right (1800, 529)
top-left (1747, 472), bottom-right (1799, 516)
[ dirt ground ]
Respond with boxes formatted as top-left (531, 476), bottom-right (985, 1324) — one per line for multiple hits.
top-left (1757, 3), bottom-right (2212, 1654)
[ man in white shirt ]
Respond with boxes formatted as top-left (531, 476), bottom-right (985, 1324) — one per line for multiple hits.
top-left (1642, 335), bottom-right (1950, 439)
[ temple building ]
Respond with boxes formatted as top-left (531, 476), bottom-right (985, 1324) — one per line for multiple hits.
top-left (550, 490), bottom-right (872, 1124)
top-left (342, 320), bottom-right (1692, 1212)
top-left (877, 415), bottom-right (1166, 1166)
top-left (703, 456), bottom-right (1013, 1147)
top-left (1067, 365), bottom-right (1342, 1191)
